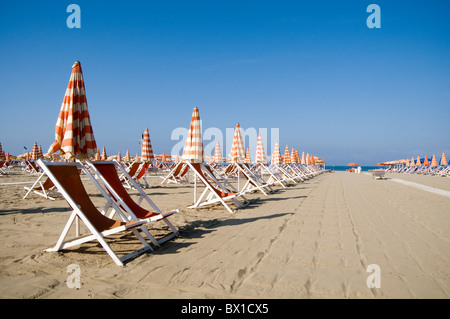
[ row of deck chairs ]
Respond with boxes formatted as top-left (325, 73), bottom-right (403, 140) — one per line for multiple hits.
top-left (24, 159), bottom-right (179, 267)
top-left (160, 161), bottom-right (325, 214)
top-left (385, 165), bottom-right (450, 177)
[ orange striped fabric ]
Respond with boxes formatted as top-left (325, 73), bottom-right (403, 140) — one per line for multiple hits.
top-left (141, 128), bottom-right (155, 162)
top-left (245, 147), bottom-right (251, 163)
top-left (290, 147), bottom-right (297, 164)
top-left (310, 154), bottom-right (316, 165)
top-left (124, 149), bottom-right (131, 162)
top-left (430, 155), bottom-right (437, 166)
top-left (271, 141), bottom-right (282, 165)
top-left (301, 151), bottom-right (306, 164)
top-left (283, 145), bottom-right (291, 164)
top-left (441, 152), bottom-right (448, 166)
top-left (182, 107), bottom-right (204, 163)
top-left (255, 134), bottom-right (267, 164)
top-left (101, 146), bottom-right (107, 161)
top-left (48, 61), bottom-right (97, 159)
top-left (213, 141), bottom-right (223, 163)
top-left (416, 156), bottom-right (421, 166)
top-left (229, 123), bottom-right (245, 163)
top-left (31, 142), bottom-right (39, 160)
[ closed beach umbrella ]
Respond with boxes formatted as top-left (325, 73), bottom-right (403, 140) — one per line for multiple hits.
top-left (423, 155), bottom-right (429, 166)
top-left (311, 154), bottom-right (316, 165)
top-left (117, 151), bottom-right (122, 162)
top-left (245, 147), bottom-right (251, 163)
top-left (255, 134), bottom-right (268, 164)
top-left (441, 152), bottom-right (448, 166)
top-left (301, 151), bottom-right (306, 165)
top-left (141, 128), bottom-right (155, 163)
top-left (213, 141), bottom-right (223, 163)
top-left (0, 143), bottom-right (4, 161)
top-left (48, 61), bottom-right (97, 159)
top-left (416, 156), bottom-right (421, 166)
top-left (283, 145), bottom-right (291, 164)
top-left (405, 158), bottom-right (410, 166)
top-left (124, 149), bottom-right (131, 162)
top-left (290, 147), bottom-right (297, 164)
top-left (94, 149), bottom-right (101, 161)
top-left (101, 146), bottom-right (107, 161)
top-left (30, 142), bottom-right (39, 160)
top-left (271, 141), bottom-right (282, 165)
top-left (182, 107), bottom-right (204, 163)
top-left (410, 157), bottom-right (415, 166)
top-left (135, 152), bottom-right (140, 162)
top-left (430, 155), bottom-right (437, 166)
top-left (229, 123), bottom-right (245, 163)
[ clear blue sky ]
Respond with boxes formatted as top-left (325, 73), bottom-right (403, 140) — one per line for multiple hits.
top-left (1, 1), bottom-right (449, 165)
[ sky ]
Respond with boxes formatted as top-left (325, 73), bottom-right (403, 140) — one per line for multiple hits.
top-left (1, 0), bottom-right (449, 165)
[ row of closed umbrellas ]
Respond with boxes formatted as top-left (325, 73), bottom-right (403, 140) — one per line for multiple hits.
top-left (41, 61), bottom-right (323, 166)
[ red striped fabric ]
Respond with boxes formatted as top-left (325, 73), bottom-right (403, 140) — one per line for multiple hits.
top-left (229, 123), bottom-right (245, 163)
top-left (48, 61), bottom-right (97, 159)
top-left (271, 141), bottom-right (282, 165)
top-left (141, 128), bottom-right (155, 162)
top-left (182, 107), bottom-right (204, 163)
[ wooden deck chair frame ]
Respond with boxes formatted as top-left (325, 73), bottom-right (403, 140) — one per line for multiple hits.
top-left (36, 159), bottom-right (153, 267)
top-left (85, 160), bottom-right (179, 246)
top-left (186, 162), bottom-right (249, 214)
top-left (24, 160), bottom-right (40, 175)
top-left (23, 171), bottom-right (59, 200)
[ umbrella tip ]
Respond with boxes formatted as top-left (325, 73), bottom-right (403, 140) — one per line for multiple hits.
top-left (73, 61), bottom-right (81, 68)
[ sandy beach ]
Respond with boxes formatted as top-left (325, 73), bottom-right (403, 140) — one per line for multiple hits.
top-left (0, 168), bottom-right (449, 299)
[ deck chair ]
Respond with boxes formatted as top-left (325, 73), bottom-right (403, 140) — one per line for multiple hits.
top-left (85, 160), bottom-right (179, 246)
top-left (120, 161), bottom-right (142, 189)
top-left (252, 162), bottom-right (287, 188)
top-left (186, 162), bottom-right (249, 214)
top-left (160, 162), bottom-right (189, 184)
top-left (271, 164), bottom-right (298, 184)
top-left (134, 163), bottom-right (150, 188)
top-left (234, 163), bottom-right (274, 195)
top-left (24, 161), bottom-right (40, 175)
top-left (36, 159), bottom-right (153, 267)
top-left (23, 171), bottom-right (60, 200)
top-left (0, 161), bottom-right (8, 176)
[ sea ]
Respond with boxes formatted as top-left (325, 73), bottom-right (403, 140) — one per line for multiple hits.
top-left (325, 165), bottom-right (384, 172)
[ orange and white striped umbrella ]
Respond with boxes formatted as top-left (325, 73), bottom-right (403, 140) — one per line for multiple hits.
top-left (30, 142), bottom-right (39, 160)
top-left (283, 145), bottom-right (291, 164)
top-left (410, 157), bottom-right (415, 166)
top-left (101, 146), bottom-right (107, 161)
top-left (295, 150), bottom-right (300, 164)
top-left (291, 147), bottom-right (297, 164)
top-left (213, 141), bottom-right (223, 163)
top-left (255, 134), bottom-right (268, 164)
top-left (0, 143), bottom-right (5, 161)
top-left (182, 107), bottom-right (204, 163)
top-left (405, 158), bottom-right (410, 166)
top-left (141, 128), bottom-right (155, 163)
top-left (48, 61), bottom-right (97, 159)
top-left (229, 123), bottom-right (245, 163)
top-left (117, 151), bottom-right (122, 162)
top-left (271, 141), bottom-right (282, 165)
top-left (94, 149), bottom-right (101, 161)
top-left (423, 155), bottom-right (429, 166)
top-left (311, 154), bottom-right (316, 165)
top-left (416, 156), bottom-right (421, 166)
top-left (430, 155), bottom-right (437, 166)
top-left (245, 147), bottom-right (251, 163)
top-left (38, 145), bottom-right (44, 159)
top-left (124, 149), bottom-right (131, 162)
top-left (135, 152), bottom-right (140, 162)
top-left (441, 152), bottom-right (448, 166)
